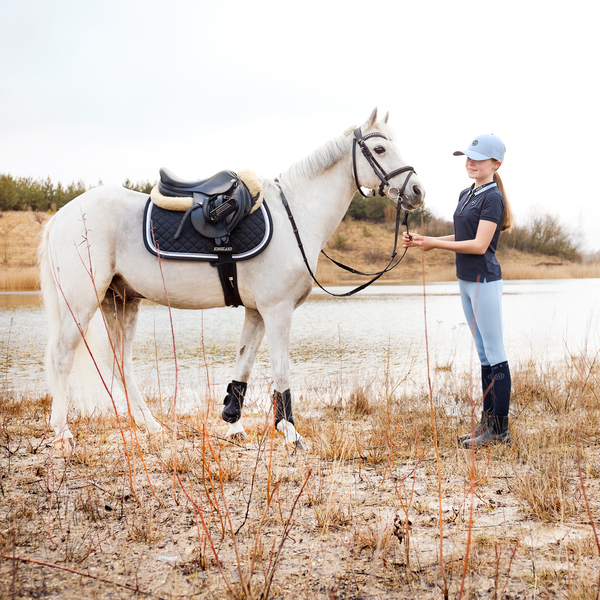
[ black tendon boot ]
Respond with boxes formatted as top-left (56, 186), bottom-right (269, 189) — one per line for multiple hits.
top-left (461, 362), bottom-right (511, 449)
top-left (459, 365), bottom-right (494, 443)
top-left (273, 389), bottom-right (305, 450)
top-left (273, 389), bottom-right (294, 427)
top-left (222, 380), bottom-right (247, 423)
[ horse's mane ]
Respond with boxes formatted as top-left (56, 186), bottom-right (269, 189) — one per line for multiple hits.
top-left (277, 127), bottom-right (355, 188)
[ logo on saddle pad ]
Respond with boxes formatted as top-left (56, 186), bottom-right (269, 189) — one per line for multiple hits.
top-left (213, 246), bottom-right (233, 252)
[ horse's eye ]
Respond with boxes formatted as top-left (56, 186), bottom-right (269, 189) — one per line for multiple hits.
top-left (374, 145), bottom-right (386, 155)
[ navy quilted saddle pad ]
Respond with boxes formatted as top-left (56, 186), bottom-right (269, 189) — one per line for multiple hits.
top-left (143, 199), bottom-right (273, 262)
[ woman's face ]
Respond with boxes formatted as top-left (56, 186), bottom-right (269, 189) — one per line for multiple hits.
top-left (465, 158), bottom-right (501, 184)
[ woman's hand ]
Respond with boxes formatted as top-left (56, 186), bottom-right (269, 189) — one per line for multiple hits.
top-left (403, 221), bottom-right (495, 255)
top-left (402, 231), bottom-right (433, 250)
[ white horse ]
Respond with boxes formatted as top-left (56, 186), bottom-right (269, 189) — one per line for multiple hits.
top-left (39, 108), bottom-right (424, 455)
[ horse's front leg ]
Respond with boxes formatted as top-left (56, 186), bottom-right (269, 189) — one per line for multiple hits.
top-left (262, 303), bottom-right (305, 450)
top-left (223, 308), bottom-right (265, 439)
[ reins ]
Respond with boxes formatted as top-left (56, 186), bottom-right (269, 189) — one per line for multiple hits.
top-left (275, 127), bottom-right (417, 298)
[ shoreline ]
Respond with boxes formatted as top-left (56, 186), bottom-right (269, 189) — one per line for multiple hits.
top-left (0, 263), bottom-right (600, 294)
top-left (2, 262), bottom-right (600, 293)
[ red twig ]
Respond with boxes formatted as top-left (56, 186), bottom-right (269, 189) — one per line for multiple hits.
top-left (573, 354), bottom-right (600, 591)
top-left (458, 276), bottom-right (481, 600)
top-left (261, 468), bottom-right (313, 600)
top-left (172, 468), bottom-right (237, 598)
top-left (150, 223), bottom-right (180, 504)
top-left (1, 554), bottom-right (168, 599)
top-left (419, 215), bottom-right (449, 598)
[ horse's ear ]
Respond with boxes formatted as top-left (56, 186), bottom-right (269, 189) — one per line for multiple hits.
top-left (383, 111), bottom-right (389, 124)
top-left (366, 107), bottom-right (378, 129)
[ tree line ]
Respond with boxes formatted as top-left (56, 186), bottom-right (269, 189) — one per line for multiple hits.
top-left (0, 175), bottom-right (581, 261)
top-left (0, 174), bottom-right (155, 212)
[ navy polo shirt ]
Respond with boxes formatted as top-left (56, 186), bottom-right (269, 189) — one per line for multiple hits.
top-left (453, 182), bottom-right (505, 282)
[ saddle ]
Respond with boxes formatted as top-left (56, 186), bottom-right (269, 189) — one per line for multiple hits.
top-left (146, 168), bottom-right (269, 308)
top-left (156, 168), bottom-right (262, 245)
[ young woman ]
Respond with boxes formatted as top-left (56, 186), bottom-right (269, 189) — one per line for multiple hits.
top-left (403, 134), bottom-right (513, 448)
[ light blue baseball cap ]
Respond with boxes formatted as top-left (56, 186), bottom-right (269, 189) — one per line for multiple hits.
top-left (453, 134), bottom-right (506, 162)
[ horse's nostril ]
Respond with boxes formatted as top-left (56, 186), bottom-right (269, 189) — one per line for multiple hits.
top-left (412, 185), bottom-right (422, 197)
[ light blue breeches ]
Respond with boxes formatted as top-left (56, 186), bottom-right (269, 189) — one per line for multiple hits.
top-left (459, 279), bottom-right (507, 367)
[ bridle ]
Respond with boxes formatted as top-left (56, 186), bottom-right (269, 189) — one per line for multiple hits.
top-left (351, 127), bottom-right (416, 201)
top-left (276, 127), bottom-right (419, 298)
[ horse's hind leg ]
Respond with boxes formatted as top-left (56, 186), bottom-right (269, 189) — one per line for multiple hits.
top-left (46, 304), bottom-right (98, 454)
top-left (100, 293), bottom-right (162, 434)
top-left (223, 307), bottom-right (265, 438)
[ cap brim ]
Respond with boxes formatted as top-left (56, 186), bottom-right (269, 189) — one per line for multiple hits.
top-left (453, 149), bottom-right (495, 161)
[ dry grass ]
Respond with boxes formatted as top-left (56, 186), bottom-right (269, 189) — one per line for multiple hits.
top-left (502, 261), bottom-right (600, 280)
top-left (0, 267), bottom-right (40, 291)
top-left (352, 518), bottom-right (394, 555)
top-left (0, 210), bottom-right (50, 291)
top-left (511, 450), bottom-right (576, 521)
top-left (0, 211), bottom-right (50, 267)
top-left (3, 357), bottom-right (600, 598)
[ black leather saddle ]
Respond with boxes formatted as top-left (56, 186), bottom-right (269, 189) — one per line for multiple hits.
top-left (158, 168), bottom-right (255, 245)
top-left (145, 169), bottom-right (272, 308)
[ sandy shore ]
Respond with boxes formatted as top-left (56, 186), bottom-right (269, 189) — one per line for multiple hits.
top-left (2, 360), bottom-right (600, 598)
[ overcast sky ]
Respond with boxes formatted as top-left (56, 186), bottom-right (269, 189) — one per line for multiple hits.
top-left (1, 0), bottom-right (599, 251)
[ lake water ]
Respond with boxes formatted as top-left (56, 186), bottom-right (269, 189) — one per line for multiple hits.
top-left (2, 279), bottom-right (600, 403)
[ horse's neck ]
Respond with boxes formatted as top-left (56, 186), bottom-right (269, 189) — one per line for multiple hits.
top-left (282, 158), bottom-right (355, 250)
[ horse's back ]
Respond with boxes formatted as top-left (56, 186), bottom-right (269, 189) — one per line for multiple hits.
top-left (45, 186), bottom-right (147, 296)
top-left (52, 185), bottom-right (145, 231)
top-left (49, 185), bottom-right (144, 238)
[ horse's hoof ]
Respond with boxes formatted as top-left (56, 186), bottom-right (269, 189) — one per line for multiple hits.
top-left (145, 422), bottom-right (163, 435)
top-left (226, 420), bottom-right (247, 440)
top-left (53, 437), bottom-right (75, 458)
top-left (292, 438), bottom-right (306, 452)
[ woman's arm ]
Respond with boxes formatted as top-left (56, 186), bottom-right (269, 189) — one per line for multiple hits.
top-left (402, 220), bottom-right (497, 254)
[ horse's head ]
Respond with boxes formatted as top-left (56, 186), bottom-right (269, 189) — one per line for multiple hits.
top-left (350, 108), bottom-right (425, 211)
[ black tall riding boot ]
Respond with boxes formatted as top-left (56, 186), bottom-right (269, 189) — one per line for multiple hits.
top-left (459, 365), bottom-right (494, 443)
top-left (461, 362), bottom-right (511, 449)
top-left (461, 415), bottom-right (510, 448)
top-left (490, 361), bottom-right (511, 417)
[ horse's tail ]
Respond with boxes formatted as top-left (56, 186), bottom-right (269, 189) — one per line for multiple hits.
top-left (39, 216), bottom-right (109, 416)
top-left (73, 318), bottom-right (111, 416)
top-left (39, 215), bottom-right (61, 388)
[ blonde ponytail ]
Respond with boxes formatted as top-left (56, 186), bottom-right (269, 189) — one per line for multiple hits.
top-left (494, 172), bottom-right (513, 232)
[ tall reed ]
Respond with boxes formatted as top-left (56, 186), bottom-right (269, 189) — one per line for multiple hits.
top-left (0, 267), bottom-right (39, 291)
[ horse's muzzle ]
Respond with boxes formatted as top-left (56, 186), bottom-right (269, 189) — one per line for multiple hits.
top-left (386, 179), bottom-right (424, 211)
